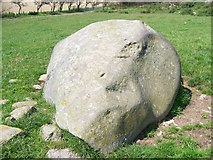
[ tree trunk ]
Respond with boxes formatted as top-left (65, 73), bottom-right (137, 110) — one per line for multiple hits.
top-left (92, 3), bottom-right (96, 10)
top-left (68, 3), bottom-right (72, 11)
top-left (50, 3), bottom-right (56, 12)
top-left (52, 5), bottom-right (55, 12)
top-left (18, 5), bottom-right (21, 14)
top-left (77, 4), bottom-right (80, 11)
top-left (59, 2), bottom-right (64, 11)
top-left (37, 4), bottom-right (42, 12)
top-left (85, 2), bottom-right (89, 8)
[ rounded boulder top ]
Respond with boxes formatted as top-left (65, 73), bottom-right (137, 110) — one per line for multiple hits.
top-left (44, 20), bottom-right (181, 154)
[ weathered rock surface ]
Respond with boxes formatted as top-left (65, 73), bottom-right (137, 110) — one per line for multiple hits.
top-left (46, 149), bottom-right (81, 158)
top-left (7, 100), bottom-right (37, 121)
top-left (39, 74), bottom-right (47, 83)
top-left (0, 99), bottom-right (9, 105)
top-left (10, 105), bottom-right (36, 120)
top-left (0, 125), bottom-right (22, 144)
top-left (44, 20), bottom-right (181, 153)
top-left (12, 100), bottom-right (37, 109)
top-left (40, 124), bottom-right (61, 141)
top-left (33, 84), bottom-right (42, 90)
top-left (8, 79), bottom-right (18, 83)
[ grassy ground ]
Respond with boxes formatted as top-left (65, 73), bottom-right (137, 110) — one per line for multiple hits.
top-left (1, 11), bottom-right (212, 158)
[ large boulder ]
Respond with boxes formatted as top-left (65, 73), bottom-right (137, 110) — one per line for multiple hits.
top-left (44, 20), bottom-right (181, 153)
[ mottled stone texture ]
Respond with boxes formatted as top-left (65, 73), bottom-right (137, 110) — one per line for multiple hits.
top-left (40, 124), bottom-right (61, 141)
top-left (0, 125), bottom-right (22, 144)
top-left (46, 149), bottom-right (81, 158)
top-left (44, 20), bottom-right (181, 153)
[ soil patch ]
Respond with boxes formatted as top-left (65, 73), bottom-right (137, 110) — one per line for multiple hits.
top-left (136, 81), bottom-right (212, 148)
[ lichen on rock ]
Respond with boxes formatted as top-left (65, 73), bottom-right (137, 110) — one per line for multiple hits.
top-left (44, 20), bottom-right (181, 153)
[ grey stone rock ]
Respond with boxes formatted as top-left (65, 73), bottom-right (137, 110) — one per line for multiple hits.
top-left (23, 97), bottom-right (32, 101)
top-left (46, 148), bottom-right (81, 158)
top-left (0, 125), bottom-right (22, 144)
top-left (10, 106), bottom-right (36, 120)
top-left (161, 119), bottom-right (176, 127)
top-left (199, 94), bottom-right (208, 100)
top-left (10, 101), bottom-right (37, 120)
top-left (44, 20), bottom-right (181, 153)
top-left (33, 84), bottom-right (42, 90)
top-left (40, 124), bottom-right (61, 141)
top-left (39, 74), bottom-right (47, 83)
top-left (5, 116), bottom-right (16, 122)
top-left (0, 99), bottom-right (9, 105)
top-left (12, 100), bottom-right (37, 109)
top-left (5, 116), bottom-right (14, 122)
top-left (8, 79), bottom-right (18, 83)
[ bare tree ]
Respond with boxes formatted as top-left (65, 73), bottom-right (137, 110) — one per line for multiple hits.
top-left (91, 1), bottom-right (100, 10)
top-left (85, 0), bottom-right (90, 8)
top-left (85, 0), bottom-right (99, 8)
top-left (59, 2), bottom-right (65, 11)
top-left (75, 0), bottom-right (82, 12)
top-left (67, 2), bottom-right (74, 11)
top-left (34, 0), bottom-right (50, 12)
top-left (49, 0), bottom-right (58, 12)
top-left (11, 0), bottom-right (25, 14)
top-left (102, 0), bottom-right (109, 10)
top-left (34, 0), bottom-right (42, 12)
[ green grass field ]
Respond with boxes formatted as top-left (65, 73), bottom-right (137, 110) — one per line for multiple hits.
top-left (1, 12), bottom-right (212, 158)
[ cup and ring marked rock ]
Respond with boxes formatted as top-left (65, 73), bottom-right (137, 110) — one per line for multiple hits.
top-left (44, 20), bottom-right (181, 154)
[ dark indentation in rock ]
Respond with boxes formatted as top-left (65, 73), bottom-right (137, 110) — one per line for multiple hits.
top-left (106, 82), bottom-right (120, 92)
top-left (122, 42), bottom-right (137, 51)
top-left (116, 42), bottom-right (141, 59)
top-left (11, 117), bottom-right (16, 121)
top-left (100, 73), bottom-right (105, 77)
top-left (47, 132), bottom-right (54, 141)
top-left (47, 73), bottom-right (51, 81)
top-left (106, 78), bottom-right (127, 92)
top-left (28, 107), bottom-right (37, 115)
top-left (106, 109), bottom-right (111, 115)
top-left (49, 132), bottom-right (54, 137)
top-left (139, 35), bottom-right (156, 58)
top-left (115, 55), bottom-right (130, 59)
top-left (140, 41), bottom-right (148, 57)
